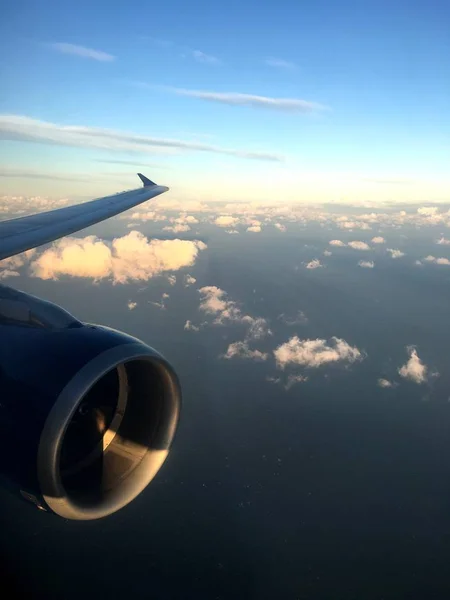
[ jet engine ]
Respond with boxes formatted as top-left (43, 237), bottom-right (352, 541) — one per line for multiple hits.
top-left (0, 284), bottom-right (181, 520)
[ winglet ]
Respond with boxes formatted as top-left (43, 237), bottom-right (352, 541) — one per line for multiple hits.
top-left (137, 173), bottom-right (156, 187)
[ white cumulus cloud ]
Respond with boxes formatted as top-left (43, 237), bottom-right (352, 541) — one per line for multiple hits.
top-left (348, 241), bottom-right (370, 251)
top-left (329, 240), bottom-right (346, 247)
top-left (184, 320), bottom-right (200, 332)
top-left (29, 232), bottom-right (206, 283)
top-left (378, 378), bottom-right (394, 388)
top-left (371, 236), bottom-right (386, 244)
top-left (222, 341), bottom-right (268, 361)
top-left (247, 225), bottom-right (261, 232)
top-left (358, 260), bottom-right (375, 268)
top-left (437, 237), bottom-right (450, 245)
top-left (185, 274), bottom-right (197, 286)
top-left (274, 336), bottom-right (363, 369)
top-left (387, 248), bottom-right (405, 258)
top-left (214, 215), bottom-right (239, 228)
top-left (305, 259), bottom-right (323, 270)
top-left (163, 223), bottom-right (191, 233)
top-left (423, 255), bottom-right (450, 266)
top-left (398, 347), bottom-right (428, 384)
top-left (274, 223), bottom-right (286, 232)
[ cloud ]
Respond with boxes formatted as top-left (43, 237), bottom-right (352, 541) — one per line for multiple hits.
top-left (329, 240), bottom-right (346, 247)
top-left (278, 310), bottom-right (308, 326)
top-left (371, 236), bottom-right (386, 244)
top-left (215, 215), bottom-right (239, 228)
top-left (305, 259), bottom-right (323, 269)
top-left (284, 374), bottom-right (308, 389)
top-left (387, 248), bottom-right (405, 258)
top-left (127, 301), bottom-right (137, 310)
top-left (378, 378), bottom-right (394, 388)
top-left (182, 215), bottom-right (199, 224)
top-left (274, 223), bottom-right (286, 232)
top-left (29, 231), bottom-right (206, 283)
top-left (49, 43), bottom-right (115, 62)
top-left (198, 286), bottom-right (271, 341)
top-left (398, 347), bottom-right (427, 384)
top-left (423, 255), bottom-right (450, 266)
top-left (94, 159), bottom-right (167, 167)
top-left (0, 249), bottom-right (36, 278)
top-left (417, 207), bottom-right (439, 216)
top-left (0, 167), bottom-right (90, 182)
top-left (226, 229), bottom-right (239, 234)
top-left (337, 220), bottom-right (371, 230)
top-left (437, 237), bottom-right (450, 245)
top-left (241, 316), bottom-right (272, 340)
top-left (129, 210), bottom-right (167, 222)
top-left (185, 274), bottom-right (196, 286)
top-left (191, 49), bottom-right (220, 64)
top-left (184, 320), bottom-right (200, 332)
top-left (0, 269), bottom-right (20, 279)
top-left (165, 87), bottom-right (328, 113)
top-left (163, 223), bottom-right (191, 233)
top-left (222, 341), bottom-right (268, 361)
top-left (265, 57), bottom-right (297, 70)
top-left (247, 225), bottom-right (261, 233)
top-left (0, 115), bottom-right (282, 162)
top-left (323, 250), bottom-right (332, 256)
top-left (166, 275), bottom-right (177, 286)
top-left (358, 260), bottom-right (375, 268)
top-left (274, 336), bottom-right (363, 369)
top-left (348, 241), bottom-right (370, 251)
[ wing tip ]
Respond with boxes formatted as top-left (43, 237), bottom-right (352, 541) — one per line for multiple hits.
top-left (137, 173), bottom-right (156, 187)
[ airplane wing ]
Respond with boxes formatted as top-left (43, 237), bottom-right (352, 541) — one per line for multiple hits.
top-left (0, 173), bottom-right (168, 261)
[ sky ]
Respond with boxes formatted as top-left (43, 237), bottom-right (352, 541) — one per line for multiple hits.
top-left (1, 0), bottom-right (449, 203)
top-left (2, 3), bottom-right (450, 597)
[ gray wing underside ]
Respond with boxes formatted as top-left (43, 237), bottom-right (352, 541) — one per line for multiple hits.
top-left (0, 174), bottom-right (168, 261)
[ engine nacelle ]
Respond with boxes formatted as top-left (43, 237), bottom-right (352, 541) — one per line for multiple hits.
top-left (0, 285), bottom-right (181, 520)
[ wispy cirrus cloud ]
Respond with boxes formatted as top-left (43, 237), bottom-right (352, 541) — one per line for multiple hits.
top-left (49, 43), bottom-right (115, 62)
top-left (0, 115), bottom-right (282, 162)
top-left (93, 158), bottom-right (169, 168)
top-left (163, 87), bottom-right (328, 113)
top-left (0, 167), bottom-right (88, 182)
top-left (191, 49), bottom-right (220, 64)
top-left (265, 57), bottom-right (297, 70)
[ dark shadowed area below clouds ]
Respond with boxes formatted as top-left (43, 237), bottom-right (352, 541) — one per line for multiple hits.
top-left (2, 216), bottom-right (450, 600)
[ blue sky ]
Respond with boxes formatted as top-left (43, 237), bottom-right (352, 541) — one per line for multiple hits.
top-left (0, 0), bottom-right (449, 203)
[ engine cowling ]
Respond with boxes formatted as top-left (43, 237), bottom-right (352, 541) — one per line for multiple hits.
top-left (0, 285), bottom-right (181, 520)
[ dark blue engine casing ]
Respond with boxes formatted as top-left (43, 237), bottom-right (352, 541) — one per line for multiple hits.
top-left (0, 285), bottom-right (181, 520)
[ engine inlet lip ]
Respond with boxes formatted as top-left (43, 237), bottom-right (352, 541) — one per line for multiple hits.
top-left (37, 341), bottom-right (181, 520)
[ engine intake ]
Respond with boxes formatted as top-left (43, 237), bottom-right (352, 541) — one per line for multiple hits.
top-left (0, 285), bottom-right (181, 520)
